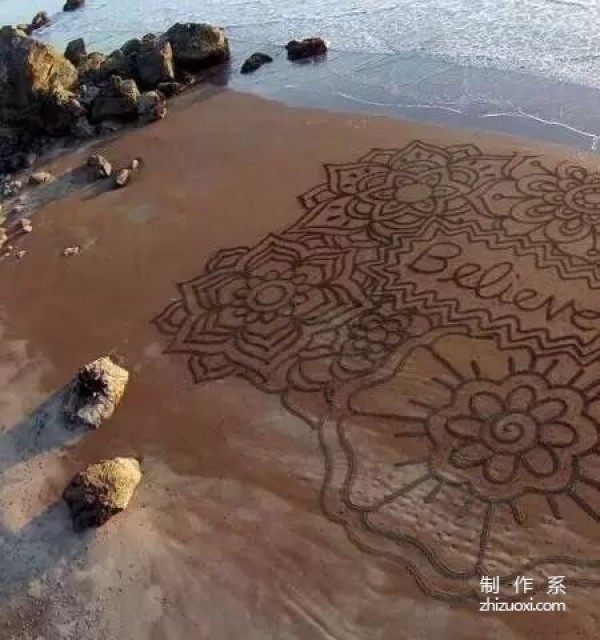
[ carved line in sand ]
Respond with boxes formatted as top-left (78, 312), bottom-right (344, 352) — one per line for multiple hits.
top-left (153, 141), bottom-right (600, 600)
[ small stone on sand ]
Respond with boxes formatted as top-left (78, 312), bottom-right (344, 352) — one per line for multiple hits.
top-left (29, 170), bottom-right (55, 185)
top-left (63, 356), bottom-right (129, 429)
top-left (87, 154), bottom-right (112, 180)
top-left (16, 250), bottom-right (26, 259)
top-left (130, 158), bottom-right (141, 171)
top-left (114, 168), bottom-right (131, 189)
top-left (62, 246), bottom-right (80, 257)
top-left (18, 218), bottom-right (33, 233)
top-left (63, 457), bottom-right (142, 531)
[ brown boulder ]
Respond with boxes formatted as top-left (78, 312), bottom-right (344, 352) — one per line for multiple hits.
top-left (165, 22), bottom-right (230, 70)
top-left (63, 355), bottom-right (128, 428)
top-left (285, 37), bottom-right (328, 61)
top-left (0, 28), bottom-right (79, 134)
top-left (138, 90), bottom-right (167, 123)
top-left (90, 75), bottom-right (140, 123)
top-left (77, 51), bottom-right (107, 84)
top-left (64, 37), bottom-right (87, 66)
top-left (136, 34), bottom-right (175, 89)
top-left (63, 457), bottom-right (142, 531)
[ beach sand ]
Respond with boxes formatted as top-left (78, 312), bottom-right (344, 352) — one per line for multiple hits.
top-left (2, 87), bottom-right (600, 638)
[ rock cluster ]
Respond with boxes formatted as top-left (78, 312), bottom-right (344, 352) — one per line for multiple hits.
top-left (0, 22), bottom-right (230, 172)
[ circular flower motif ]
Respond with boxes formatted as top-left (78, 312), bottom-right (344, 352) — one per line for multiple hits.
top-left (228, 268), bottom-right (311, 324)
top-left (295, 142), bottom-right (512, 243)
top-left (428, 375), bottom-right (594, 500)
top-left (153, 235), bottom-right (370, 390)
top-left (511, 163), bottom-right (600, 260)
top-left (320, 335), bottom-right (600, 598)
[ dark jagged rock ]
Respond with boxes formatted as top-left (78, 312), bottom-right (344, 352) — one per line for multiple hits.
top-left (104, 49), bottom-right (135, 79)
top-left (138, 90), bottom-right (167, 123)
top-left (63, 458), bottom-right (142, 531)
top-left (71, 115), bottom-right (94, 138)
top-left (96, 119), bottom-right (123, 135)
top-left (28, 11), bottom-right (50, 33)
top-left (63, 0), bottom-right (85, 11)
top-left (64, 37), bottom-right (87, 66)
top-left (120, 38), bottom-right (141, 57)
top-left (39, 89), bottom-right (86, 136)
top-left (136, 34), bottom-right (175, 89)
top-left (156, 81), bottom-right (183, 97)
top-left (285, 37), bottom-right (328, 61)
top-left (165, 22), bottom-right (229, 70)
top-left (76, 51), bottom-right (108, 84)
top-left (90, 75), bottom-right (140, 123)
top-left (241, 52), bottom-right (273, 74)
top-left (0, 28), bottom-right (79, 135)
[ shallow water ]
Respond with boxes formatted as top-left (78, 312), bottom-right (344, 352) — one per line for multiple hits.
top-left (4, 0), bottom-right (600, 148)
top-left (4, 0), bottom-right (600, 87)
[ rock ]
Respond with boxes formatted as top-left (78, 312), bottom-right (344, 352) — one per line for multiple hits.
top-left (0, 28), bottom-right (79, 135)
top-left (64, 37), bottom-right (87, 66)
top-left (241, 52), bottom-right (273, 74)
top-left (138, 90), bottom-right (167, 123)
top-left (63, 356), bottom-right (129, 429)
top-left (285, 37), bottom-right (328, 61)
top-left (87, 154), bottom-right (112, 179)
top-left (63, 457), bottom-right (142, 531)
top-left (71, 115), bottom-right (94, 138)
top-left (77, 52), bottom-right (108, 84)
top-left (29, 170), bottom-right (54, 185)
top-left (136, 34), bottom-right (174, 89)
top-left (78, 83), bottom-right (101, 108)
top-left (165, 22), bottom-right (230, 70)
top-left (103, 49), bottom-right (134, 79)
top-left (96, 119), bottom-right (123, 135)
top-left (0, 228), bottom-right (6, 249)
top-left (62, 245), bottom-right (80, 257)
top-left (0, 126), bottom-right (21, 159)
top-left (113, 168), bottom-right (130, 188)
top-left (120, 38), bottom-right (141, 58)
top-left (16, 250), bottom-right (26, 259)
top-left (129, 157), bottom-right (141, 170)
top-left (63, 0), bottom-right (85, 11)
top-left (18, 218), bottom-right (32, 233)
top-left (156, 81), bottom-right (183, 97)
top-left (29, 11), bottom-right (50, 33)
top-left (91, 76), bottom-right (140, 123)
top-left (39, 89), bottom-right (86, 136)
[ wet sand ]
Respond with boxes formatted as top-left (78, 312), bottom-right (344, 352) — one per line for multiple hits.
top-left (2, 87), bottom-right (600, 638)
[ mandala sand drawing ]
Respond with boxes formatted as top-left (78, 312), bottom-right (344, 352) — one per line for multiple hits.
top-left (153, 141), bottom-right (600, 600)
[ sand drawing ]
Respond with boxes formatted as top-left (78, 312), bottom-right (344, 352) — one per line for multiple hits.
top-left (154, 141), bottom-right (600, 599)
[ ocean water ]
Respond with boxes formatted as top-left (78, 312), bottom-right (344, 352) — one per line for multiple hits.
top-left (3, 0), bottom-right (600, 147)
